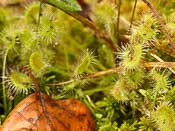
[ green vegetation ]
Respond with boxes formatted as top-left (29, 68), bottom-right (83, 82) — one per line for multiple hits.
top-left (1, 0), bottom-right (175, 130)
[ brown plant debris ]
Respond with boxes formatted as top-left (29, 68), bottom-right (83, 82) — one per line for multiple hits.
top-left (1, 93), bottom-right (96, 131)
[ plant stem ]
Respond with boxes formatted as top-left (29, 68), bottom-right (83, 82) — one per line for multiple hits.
top-left (116, 0), bottom-right (121, 44)
top-left (2, 48), bottom-right (10, 115)
top-left (129, 0), bottom-right (137, 31)
top-left (43, 1), bottom-right (119, 51)
top-left (64, 46), bottom-right (70, 72)
top-left (150, 53), bottom-right (175, 74)
top-left (48, 61), bottom-right (175, 86)
top-left (83, 87), bottom-right (110, 96)
top-left (68, 12), bottom-right (118, 51)
top-left (48, 67), bottom-right (121, 86)
top-left (37, 0), bottom-right (43, 31)
top-left (142, 0), bottom-right (175, 54)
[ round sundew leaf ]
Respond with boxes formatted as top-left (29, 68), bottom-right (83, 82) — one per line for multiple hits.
top-left (9, 71), bottom-right (33, 95)
top-left (29, 51), bottom-right (45, 73)
top-left (151, 103), bottom-right (175, 131)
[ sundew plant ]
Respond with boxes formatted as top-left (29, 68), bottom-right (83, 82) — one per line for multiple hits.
top-left (1, 0), bottom-right (175, 130)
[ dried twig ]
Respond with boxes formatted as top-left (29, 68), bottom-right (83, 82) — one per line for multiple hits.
top-left (144, 62), bottom-right (175, 69)
top-left (150, 53), bottom-right (175, 74)
top-left (129, 0), bottom-right (138, 30)
top-left (48, 67), bottom-right (121, 86)
top-left (142, 0), bottom-right (175, 54)
top-left (49, 61), bottom-right (175, 86)
top-left (68, 12), bottom-right (118, 51)
top-left (153, 40), bottom-right (175, 58)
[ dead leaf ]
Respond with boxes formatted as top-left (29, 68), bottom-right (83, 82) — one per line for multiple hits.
top-left (1, 93), bottom-right (96, 131)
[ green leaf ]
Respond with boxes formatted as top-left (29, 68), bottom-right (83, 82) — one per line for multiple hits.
top-left (29, 51), bottom-right (45, 73)
top-left (44, 0), bottom-right (82, 12)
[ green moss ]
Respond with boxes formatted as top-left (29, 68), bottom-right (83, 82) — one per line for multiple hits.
top-left (1, 0), bottom-right (175, 130)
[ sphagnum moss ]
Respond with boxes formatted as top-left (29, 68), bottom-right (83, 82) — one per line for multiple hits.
top-left (0, 0), bottom-right (175, 130)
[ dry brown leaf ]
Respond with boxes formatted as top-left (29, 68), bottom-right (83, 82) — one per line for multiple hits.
top-left (1, 93), bottom-right (96, 131)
